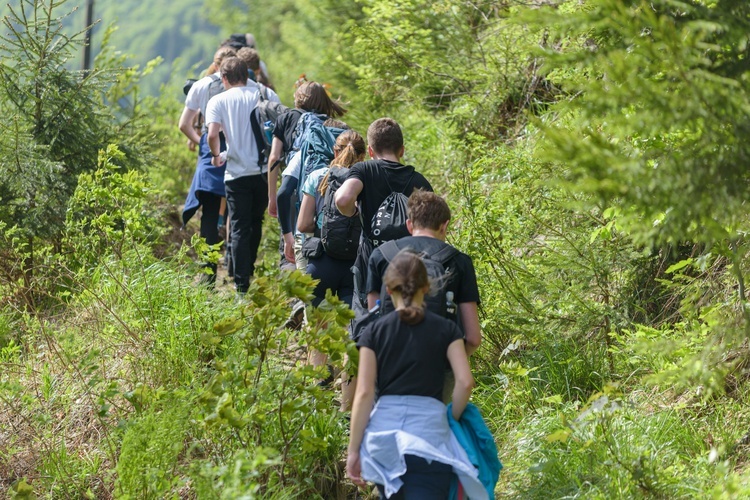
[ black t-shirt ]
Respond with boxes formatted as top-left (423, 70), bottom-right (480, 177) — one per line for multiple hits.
top-left (347, 159), bottom-right (432, 240)
top-left (357, 310), bottom-right (463, 401)
top-left (366, 236), bottom-right (481, 306)
top-left (273, 109), bottom-right (303, 156)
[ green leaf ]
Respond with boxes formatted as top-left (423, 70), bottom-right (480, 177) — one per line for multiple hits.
top-left (545, 429), bottom-right (571, 443)
top-left (665, 258), bottom-right (693, 274)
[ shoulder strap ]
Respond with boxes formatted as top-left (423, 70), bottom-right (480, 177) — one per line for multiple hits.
top-left (249, 109), bottom-right (266, 168)
top-left (402, 170), bottom-right (416, 194)
top-left (379, 240), bottom-right (402, 263)
top-left (258, 83), bottom-right (269, 102)
top-left (429, 243), bottom-right (460, 265)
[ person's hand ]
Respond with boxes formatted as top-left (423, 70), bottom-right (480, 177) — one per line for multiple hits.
top-left (283, 233), bottom-right (296, 264)
top-left (187, 139), bottom-right (196, 152)
top-left (346, 450), bottom-right (366, 487)
top-left (211, 154), bottom-right (225, 167)
top-left (268, 198), bottom-right (278, 218)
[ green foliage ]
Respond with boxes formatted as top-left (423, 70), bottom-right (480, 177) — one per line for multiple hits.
top-left (535, 0), bottom-right (750, 247)
top-left (115, 402), bottom-right (191, 499)
top-left (194, 271), bottom-right (355, 496)
top-left (64, 145), bottom-right (164, 271)
top-left (0, 0), bottom-right (145, 241)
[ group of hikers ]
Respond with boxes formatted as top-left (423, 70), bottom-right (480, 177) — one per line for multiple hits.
top-left (179, 35), bottom-right (499, 499)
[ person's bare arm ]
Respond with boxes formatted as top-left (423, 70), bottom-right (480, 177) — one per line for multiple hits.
top-left (207, 123), bottom-right (224, 167)
top-left (297, 193), bottom-right (317, 234)
top-left (447, 339), bottom-right (474, 420)
top-left (459, 301), bottom-right (481, 356)
top-left (267, 137), bottom-right (284, 217)
top-left (178, 107), bottom-right (201, 145)
top-left (347, 347), bottom-right (377, 488)
top-left (335, 178), bottom-right (363, 217)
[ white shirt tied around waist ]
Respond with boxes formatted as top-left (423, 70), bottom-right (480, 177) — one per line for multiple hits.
top-left (360, 395), bottom-right (487, 499)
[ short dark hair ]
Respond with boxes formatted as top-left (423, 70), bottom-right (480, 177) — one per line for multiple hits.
top-left (367, 118), bottom-right (403, 156)
top-left (237, 47), bottom-right (260, 71)
top-left (407, 189), bottom-right (451, 231)
top-left (220, 57), bottom-right (248, 86)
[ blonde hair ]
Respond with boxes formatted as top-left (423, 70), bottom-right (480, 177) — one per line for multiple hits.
top-left (319, 130), bottom-right (365, 195)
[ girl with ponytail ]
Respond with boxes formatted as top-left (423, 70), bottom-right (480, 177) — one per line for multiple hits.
top-left (296, 129), bottom-right (365, 395)
top-left (346, 250), bottom-right (485, 499)
top-left (297, 129), bottom-right (366, 308)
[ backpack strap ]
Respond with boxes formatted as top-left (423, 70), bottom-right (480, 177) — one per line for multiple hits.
top-left (379, 240), bottom-right (402, 263)
top-left (249, 109), bottom-right (266, 169)
top-left (429, 243), bottom-right (460, 266)
top-left (258, 83), bottom-right (269, 102)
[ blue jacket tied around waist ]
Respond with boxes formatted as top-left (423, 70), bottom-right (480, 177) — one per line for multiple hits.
top-left (447, 402), bottom-right (502, 499)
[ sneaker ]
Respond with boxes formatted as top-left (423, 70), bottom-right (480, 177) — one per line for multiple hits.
top-left (285, 300), bottom-right (306, 330)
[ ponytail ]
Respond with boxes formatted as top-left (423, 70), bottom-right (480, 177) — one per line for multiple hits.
top-left (319, 129), bottom-right (366, 195)
top-left (383, 251), bottom-right (429, 325)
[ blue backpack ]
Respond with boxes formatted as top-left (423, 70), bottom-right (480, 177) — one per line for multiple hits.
top-left (293, 112), bottom-right (344, 207)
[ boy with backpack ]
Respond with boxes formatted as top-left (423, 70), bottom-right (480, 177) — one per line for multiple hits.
top-left (365, 190), bottom-right (482, 355)
top-left (334, 118), bottom-right (433, 316)
top-left (206, 57), bottom-right (267, 294)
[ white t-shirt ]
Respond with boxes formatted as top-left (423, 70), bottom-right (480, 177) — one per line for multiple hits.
top-left (185, 73), bottom-right (220, 112)
top-left (185, 74), bottom-right (280, 113)
top-left (205, 85), bottom-right (264, 181)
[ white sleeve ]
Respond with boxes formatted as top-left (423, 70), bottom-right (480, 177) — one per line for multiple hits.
top-left (205, 96), bottom-right (222, 126)
top-left (266, 87), bottom-right (281, 104)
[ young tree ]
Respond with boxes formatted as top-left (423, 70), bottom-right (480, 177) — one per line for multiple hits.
top-left (0, 0), bottom-right (147, 293)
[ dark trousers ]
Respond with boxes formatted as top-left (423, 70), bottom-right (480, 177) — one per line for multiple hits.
top-left (198, 191), bottom-right (222, 283)
top-left (225, 174), bottom-right (268, 293)
top-left (377, 455), bottom-right (454, 499)
top-left (306, 253), bottom-right (355, 307)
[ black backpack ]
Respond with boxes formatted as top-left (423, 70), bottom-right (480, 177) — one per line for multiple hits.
top-left (378, 240), bottom-right (460, 325)
top-left (320, 167), bottom-right (362, 260)
top-left (370, 171), bottom-right (415, 248)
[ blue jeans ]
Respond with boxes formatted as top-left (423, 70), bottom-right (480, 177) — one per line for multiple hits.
top-left (376, 455), bottom-right (454, 500)
top-left (225, 174), bottom-right (268, 293)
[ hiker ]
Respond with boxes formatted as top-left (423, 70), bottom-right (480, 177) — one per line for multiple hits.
top-left (346, 251), bottom-right (486, 499)
top-left (178, 45), bottom-right (236, 286)
top-left (223, 33), bottom-right (273, 88)
top-left (206, 57), bottom-right (267, 294)
top-left (267, 81), bottom-right (347, 270)
top-left (334, 118), bottom-right (433, 316)
top-left (295, 129), bottom-right (365, 392)
top-left (366, 189), bottom-right (482, 356)
top-left (297, 129), bottom-right (366, 307)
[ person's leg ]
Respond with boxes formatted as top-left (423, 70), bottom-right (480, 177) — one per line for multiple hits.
top-left (197, 191), bottom-right (222, 285)
top-left (398, 455), bottom-right (454, 499)
top-left (335, 258), bottom-right (356, 308)
top-left (294, 232), bottom-right (311, 271)
top-left (246, 175), bottom-right (269, 278)
top-left (225, 177), bottom-right (254, 293)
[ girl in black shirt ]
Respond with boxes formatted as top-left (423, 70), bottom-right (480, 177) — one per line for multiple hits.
top-left (347, 251), bottom-right (477, 499)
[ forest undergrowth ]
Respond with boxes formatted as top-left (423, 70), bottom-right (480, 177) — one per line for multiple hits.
top-left (3, 0), bottom-right (750, 498)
